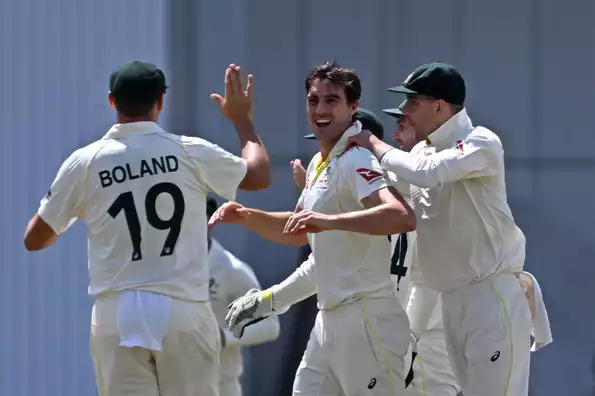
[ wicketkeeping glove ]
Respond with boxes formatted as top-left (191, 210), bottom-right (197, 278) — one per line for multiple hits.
top-left (225, 288), bottom-right (273, 338)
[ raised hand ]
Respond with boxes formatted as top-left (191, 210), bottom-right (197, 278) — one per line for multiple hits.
top-left (210, 63), bottom-right (254, 124)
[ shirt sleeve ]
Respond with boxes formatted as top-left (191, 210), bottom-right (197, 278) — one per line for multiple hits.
top-left (182, 136), bottom-right (247, 201)
top-left (37, 151), bottom-right (86, 234)
top-left (380, 128), bottom-right (503, 189)
top-left (270, 254), bottom-right (317, 314)
top-left (344, 147), bottom-right (389, 203)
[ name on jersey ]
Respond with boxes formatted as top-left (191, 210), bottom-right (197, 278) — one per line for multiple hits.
top-left (98, 155), bottom-right (179, 188)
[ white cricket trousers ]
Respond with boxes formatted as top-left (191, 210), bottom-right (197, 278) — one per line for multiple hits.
top-left (441, 273), bottom-right (532, 396)
top-left (405, 330), bottom-right (461, 396)
top-left (293, 297), bottom-right (411, 396)
top-left (90, 294), bottom-right (221, 396)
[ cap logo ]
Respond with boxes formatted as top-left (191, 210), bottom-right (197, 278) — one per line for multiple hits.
top-left (403, 72), bottom-right (415, 85)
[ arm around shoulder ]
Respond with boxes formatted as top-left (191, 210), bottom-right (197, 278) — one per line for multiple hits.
top-left (380, 128), bottom-right (503, 188)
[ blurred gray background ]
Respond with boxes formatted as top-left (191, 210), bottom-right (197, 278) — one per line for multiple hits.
top-left (1, 0), bottom-right (594, 395)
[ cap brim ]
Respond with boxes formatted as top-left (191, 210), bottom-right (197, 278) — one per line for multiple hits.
top-left (303, 134), bottom-right (316, 140)
top-left (388, 85), bottom-right (418, 94)
top-left (382, 108), bottom-right (403, 119)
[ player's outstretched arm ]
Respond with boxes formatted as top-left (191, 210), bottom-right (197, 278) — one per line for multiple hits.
top-left (211, 64), bottom-right (271, 190)
top-left (208, 201), bottom-right (308, 246)
top-left (226, 256), bottom-right (317, 339)
top-left (349, 129), bottom-right (502, 189)
top-left (284, 186), bottom-right (415, 236)
top-left (333, 186), bottom-right (416, 235)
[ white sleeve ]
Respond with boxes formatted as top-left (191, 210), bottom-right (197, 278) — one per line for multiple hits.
top-left (344, 147), bottom-right (389, 203)
top-left (182, 136), bottom-right (247, 201)
top-left (38, 151), bottom-right (86, 234)
top-left (270, 254), bottom-right (317, 314)
top-left (380, 128), bottom-right (503, 189)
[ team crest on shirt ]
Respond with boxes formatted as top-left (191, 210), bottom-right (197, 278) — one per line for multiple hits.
top-left (356, 168), bottom-right (382, 183)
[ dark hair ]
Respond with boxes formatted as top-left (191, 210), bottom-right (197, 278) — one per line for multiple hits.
top-left (305, 61), bottom-right (361, 104)
top-left (206, 197), bottom-right (219, 218)
top-left (114, 91), bottom-right (164, 118)
top-left (448, 103), bottom-right (464, 115)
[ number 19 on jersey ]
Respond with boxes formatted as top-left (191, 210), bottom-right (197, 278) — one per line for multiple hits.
top-left (107, 182), bottom-right (185, 261)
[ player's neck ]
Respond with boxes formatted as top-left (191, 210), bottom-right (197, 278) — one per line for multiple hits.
top-left (318, 136), bottom-right (342, 160)
top-left (116, 114), bottom-right (157, 124)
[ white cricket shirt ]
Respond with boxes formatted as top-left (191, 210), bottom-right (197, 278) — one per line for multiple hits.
top-left (208, 238), bottom-right (279, 380)
top-left (38, 121), bottom-right (247, 301)
top-left (380, 109), bottom-right (526, 292)
top-left (298, 121), bottom-right (397, 310)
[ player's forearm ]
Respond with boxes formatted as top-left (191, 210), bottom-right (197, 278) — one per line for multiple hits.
top-left (329, 203), bottom-right (416, 235)
top-left (379, 148), bottom-right (441, 189)
top-left (269, 258), bottom-right (318, 313)
top-left (243, 209), bottom-right (309, 246)
top-left (223, 316), bottom-right (280, 347)
top-left (233, 117), bottom-right (272, 190)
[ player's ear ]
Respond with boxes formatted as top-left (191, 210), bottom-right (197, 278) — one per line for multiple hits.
top-left (156, 93), bottom-right (164, 111)
top-left (436, 99), bottom-right (447, 114)
top-left (108, 92), bottom-right (117, 110)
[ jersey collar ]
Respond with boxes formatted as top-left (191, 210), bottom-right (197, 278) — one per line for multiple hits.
top-left (102, 121), bottom-right (166, 139)
top-left (425, 108), bottom-right (473, 150)
top-left (328, 120), bottom-right (362, 159)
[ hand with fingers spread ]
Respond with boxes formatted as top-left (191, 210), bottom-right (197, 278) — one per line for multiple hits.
top-left (282, 209), bottom-right (335, 235)
top-left (210, 63), bottom-right (254, 124)
top-left (207, 201), bottom-right (250, 228)
top-left (290, 159), bottom-right (307, 189)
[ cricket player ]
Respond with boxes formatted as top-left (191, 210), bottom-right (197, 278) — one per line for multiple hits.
top-left (294, 105), bottom-right (462, 395)
top-left (211, 61), bottom-right (417, 395)
top-left (206, 197), bottom-right (280, 396)
top-left (384, 103), bottom-right (462, 396)
top-left (24, 61), bottom-right (272, 396)
top-left (348, 61), bottom-right (552, 396)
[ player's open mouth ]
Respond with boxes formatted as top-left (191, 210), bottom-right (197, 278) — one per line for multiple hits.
top-left (315, 120), bottom-right (331, 128)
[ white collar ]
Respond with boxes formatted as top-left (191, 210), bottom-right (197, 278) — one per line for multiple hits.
top-left (326, 120), bottom-right (362, 159)
top-left (426, 108), bottom-right (473, 150)
top-left (102, 121), bottom-right (166, 140)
